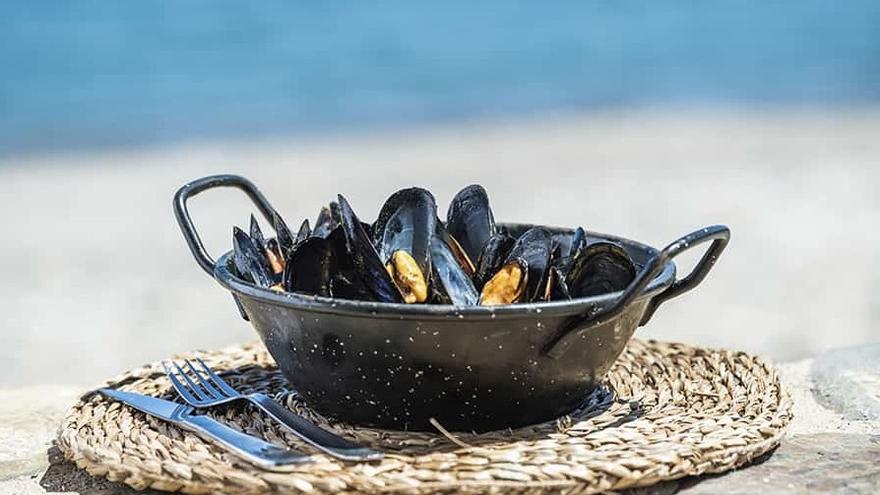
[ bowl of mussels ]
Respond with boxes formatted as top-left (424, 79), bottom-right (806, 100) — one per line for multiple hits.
top-left (174, 174), bottom-right (729, 431)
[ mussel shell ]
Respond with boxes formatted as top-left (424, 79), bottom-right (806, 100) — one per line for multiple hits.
top-left (330, 201), bottom-right (342, 224)
top-left (337, 194), bottom-right (404, 303)
top-left (325, 226), bottom-right (376, 301)
top-left (504, 227), bottom-right (552, 302)
top-left (283, 236), bottom-right (334, 297)
top-left (232, 226), bottom-right (273, 288)
top-left (312, 205), bottom-right (335, 238)
top-left (273, 211), bottom-right (295, 254)
top-left (429, 232), bottom-right (479, 306)
top-left (446, 184), bottom-right (496, 263)
top-left (295, 219), bottom-right (311, 245)
top-left (474, 233), bottom-right (516, 290)
top-left (566, 242), bottom-right (636, 298)
top-left (372, 188), bottom-right (437, 280)
top-left (569, 226), bottom-right (587, 258)
top-left (543, 266), bottom-right (571, 301)
top-left (434, 221), bottom-right (475, 275)
top-left (249, 214), bottom-right (266, 249)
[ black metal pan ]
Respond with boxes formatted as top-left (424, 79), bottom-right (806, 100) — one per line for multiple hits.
top-left (174, 175), bottom-right (729, 431)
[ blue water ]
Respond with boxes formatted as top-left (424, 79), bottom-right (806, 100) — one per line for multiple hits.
top-left (2, 1), bottom-right (879, 155)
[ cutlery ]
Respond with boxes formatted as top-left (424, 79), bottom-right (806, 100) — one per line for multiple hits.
top-left (98, 388), bottom-right (311, 470)
top-left (163, 359), bottom-right (382, 462)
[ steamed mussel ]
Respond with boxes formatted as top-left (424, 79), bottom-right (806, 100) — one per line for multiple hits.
top-left (231, 185), bottom-right (637, 305)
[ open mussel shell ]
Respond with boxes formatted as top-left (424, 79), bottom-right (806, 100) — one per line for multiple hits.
top-left (272, 211), bottom-right (295, 254)
top-left (325, 226), bottom-right (376, 301)
top-left (283, 236), bottom-right (334, 297)
top-left (372, 188), bottom-right (437, 303)
top-left (312, 205), bottom-right (336, 238)
top-left (566, 242), bottom-right (636, 298)
top-left (446, 184), bottom-right (496, 263)
top-left (474, 233), bottom-right (516, 290)
top-left (429, 224), bottom-right (479, 305)
top-left (543, 266), bottom-right (571, 301)
top-left (249, 214), bottom-right (266, 249)
top-left (248, 214), bottom-right (285, 275)
top-left (507, 227), bottom-right (552, 302)
top-left (232, 226), bottom-right (274, 289)
top-left (479, 227), bottom-right (551, 305)
top-left (294, 219), bottom-right (311, 245)
top-left (372, 188), bottom-right (437, 281)
top-left (337, 194), bottom-right (404, 303)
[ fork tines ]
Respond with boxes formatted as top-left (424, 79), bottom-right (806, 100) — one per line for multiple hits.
top-left (162, 358), bottom-right (239, 405)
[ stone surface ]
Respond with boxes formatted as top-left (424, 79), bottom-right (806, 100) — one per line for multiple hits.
top-left (0, 386), bottom-right (82, 481)
top-left (2, 351), bottom-right (879, 494)
top-left (812, 344), bottom-right (880, 421)
top-left (675, 434), bottom-right (880, 494)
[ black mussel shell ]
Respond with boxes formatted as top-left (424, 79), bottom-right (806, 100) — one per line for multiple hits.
top-left (549, 226), bottom-right (587, 278)
top-left (435, 221), bottom-right (475, 276)
top-left (566, 242), bottom-right (636, 298)
top-left (295, 219), bottom-right (311, 245)
top-left (249, 214), bottom-right (266, 249)
top-left (232, 226), bottom-right (274, 288)
top-left (504, 227), bottom-right (552, 302)
top-left (446, 184), bottom-right (496, 263)
top-left (429, 229), bottom-right (479, 305)
top-left (272, 211), bottom-right (295, 255)
top-left (248, 214), bottom-right (285, 277)
top-left (372, 188), bottom-right (437, 279)
top-left (474, 233), bottom-right (516, 290)
top-left (283, 236), bottom-right (334, 297)
top-left (543, 266), bottom-right (571, 301)
top-left (326, 226), bottom-right (376, 301)
top-left (337, 194), bottom-right (404, 303)
top-left (569, 227), bottom-right (587, 258)
top-left (313, 205), bottom-right (335, 238)
top-left (330, 201), bottom-right (342, 224)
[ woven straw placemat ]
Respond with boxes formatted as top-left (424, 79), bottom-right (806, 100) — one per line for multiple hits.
top-left (57, 339), bottom-right (792, 494)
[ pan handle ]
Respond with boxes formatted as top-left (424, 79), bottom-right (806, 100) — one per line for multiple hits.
top-left (542, 225), bottom-right (730, 358)
top-left (173, 174), bottom-right (279, 277)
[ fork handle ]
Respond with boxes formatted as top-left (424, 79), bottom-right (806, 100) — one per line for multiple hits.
top-left (248, 394), bottom-right (383, 462)
top-left (179, 414), bottom-right (312, 470)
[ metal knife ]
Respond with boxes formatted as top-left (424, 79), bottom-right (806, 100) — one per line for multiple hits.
top-left (99, 388), bottom-right (311, 470)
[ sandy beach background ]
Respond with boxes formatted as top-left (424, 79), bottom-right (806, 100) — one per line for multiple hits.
top-left (2, 109), bottom-right (878, 387)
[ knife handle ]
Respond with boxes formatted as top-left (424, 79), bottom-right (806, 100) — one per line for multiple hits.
top-left (181, 414), bottom-right (311, 470)
top-left (248, 393), bottom-right (383, 461)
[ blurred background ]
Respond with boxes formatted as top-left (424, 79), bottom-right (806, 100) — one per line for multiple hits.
top-left (1, 2), bottom-right (878, 386)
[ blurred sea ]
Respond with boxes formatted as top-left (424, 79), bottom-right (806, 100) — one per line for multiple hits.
top-left (1, 1), bottom-right (879, 155)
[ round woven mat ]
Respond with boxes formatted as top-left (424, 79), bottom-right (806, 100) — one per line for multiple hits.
top-left (57, 339), bottom-right (792, 494)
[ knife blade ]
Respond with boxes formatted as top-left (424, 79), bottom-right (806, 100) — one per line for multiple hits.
top-left (99, 388), bottom-right (311, 470)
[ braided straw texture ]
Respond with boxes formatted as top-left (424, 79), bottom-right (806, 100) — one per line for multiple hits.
top-left (57, 340), bottom-right (792, 494)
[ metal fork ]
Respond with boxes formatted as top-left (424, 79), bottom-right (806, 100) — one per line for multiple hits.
top-left (163, 358), bottom-right (382, 462)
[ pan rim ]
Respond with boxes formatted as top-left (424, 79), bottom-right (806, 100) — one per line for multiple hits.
top-left (213, 227), bottom-right (676, 321)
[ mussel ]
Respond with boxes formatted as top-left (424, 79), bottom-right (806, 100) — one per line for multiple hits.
top-left (565, 242), bottom-right (636, 298)
top-left (372, 188), bottom-right (436, 304)
top-left (232, 226), bottom-right (275, 290)
top-left (283, 236), bottom-right (334, 297)
top-left (446, 185), bottom-right (496, 264)
top-left (294, 219), bottom-right (311, 245)
top-left (337, 194), bottom-right (404, 303)
top-left (227, 185), bottom-right (640, 308)
top-left (474, 233), bottom-right (516, 290)
top-left (311, 204), bottom-right (341, 237)
top-left (250, 215), bottom-right (284, 276)
top-left (430, 223), bottom-right (479, 305)
top-left (272, 211), bottom-right (295, 255)
top-left (479, 227), bottom-right (551, 305)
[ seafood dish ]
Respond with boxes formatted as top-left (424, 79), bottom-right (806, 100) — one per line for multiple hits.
top-left (232, 185), bottom-right (637, 306)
